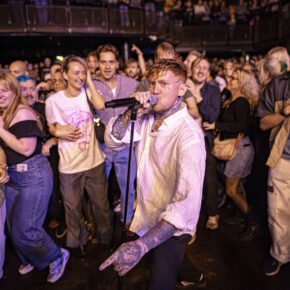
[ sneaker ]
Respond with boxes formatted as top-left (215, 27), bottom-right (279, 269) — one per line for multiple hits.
top-left (176, 273), bottom-right (207, 288)
top-left (114, 203), bottom-right (121, 213)
top-left (18, 264), bottom-right (34, 275)
top-left (47, 248), bottom-right (70, 283)
top-left (206, 215), bottom-right (219, 230)
top-left (263, 256), bottom-right (284, 276)
top-left (240, 223), bottom-right (258, 242)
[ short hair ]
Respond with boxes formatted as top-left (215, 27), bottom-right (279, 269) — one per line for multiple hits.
top-left (154, 42), bottom-right (176, 60)
top-left (125, 58), bottom-right (139, 68)
top-left (86, 51), bottom-right (97, 61)
top-left (96, 44), bottom-right (119, 60)
top-left (61, 55), bottom-right (88, 74)
top-left (191, 57), bottom-right (210, 70)
top-left (148, 59), bottom-right (187, 83)
top-left (188, 50), bottom-right (202, 58)
top-left (266, 46), bottom-right (289, 66)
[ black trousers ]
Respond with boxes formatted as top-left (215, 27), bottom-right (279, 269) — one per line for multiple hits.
top-left (148, 234), bottom-right (201, 290)
top-left (205, 141), bottom-right (219, 216)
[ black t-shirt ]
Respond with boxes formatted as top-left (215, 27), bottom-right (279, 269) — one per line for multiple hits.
top-left (215, 97), bottom-right (251, 140)
top-left (0, 120), bottom-right (45, 166)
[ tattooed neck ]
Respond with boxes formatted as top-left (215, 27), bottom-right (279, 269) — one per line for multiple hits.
top-left (152, 97), bottom-right (183, 132)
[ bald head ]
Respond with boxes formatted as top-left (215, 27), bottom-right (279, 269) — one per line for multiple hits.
top-left (9, 60), bottom-right (26, 78)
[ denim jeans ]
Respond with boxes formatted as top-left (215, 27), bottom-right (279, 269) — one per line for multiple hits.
top-left (6, 154), bottom-right (60, 270)
top-left (0, 194), bottom-right (5, 279)
top-left (104, 148), bottom-right (136, 223)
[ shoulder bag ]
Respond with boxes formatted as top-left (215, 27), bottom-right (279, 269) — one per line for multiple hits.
top-left (212, 133), bottom-right (244, 161)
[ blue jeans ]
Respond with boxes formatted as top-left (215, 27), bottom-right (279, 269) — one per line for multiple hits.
top-left (104, 148), bottom-right (136, 223)
top-left (6, 154), bottom-right (60, 270)
top-left (0, 194), bottom-right (5, 279)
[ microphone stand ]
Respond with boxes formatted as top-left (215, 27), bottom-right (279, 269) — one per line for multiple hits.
top-left (118, 105), bottom-right (138, 290)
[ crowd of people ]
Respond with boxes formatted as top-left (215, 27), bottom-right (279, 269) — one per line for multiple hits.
top-left (2, 0), bottom-right (286, 27)
top-left (0, 42), bottom-right (289, 289)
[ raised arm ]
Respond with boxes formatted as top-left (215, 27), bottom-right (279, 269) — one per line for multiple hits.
top-left (86, 70), bottom-right (105, 110)
top-left (132, 44), bottom-right (146, 77)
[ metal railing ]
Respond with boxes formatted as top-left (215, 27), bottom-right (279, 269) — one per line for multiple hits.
top-left (0, 4), bottom-right (289, 46)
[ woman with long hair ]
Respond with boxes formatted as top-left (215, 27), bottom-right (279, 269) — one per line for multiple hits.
top-left (0, 72), bottom-right (69, 283)
top-left (203, 68), bottom-right (260, 241)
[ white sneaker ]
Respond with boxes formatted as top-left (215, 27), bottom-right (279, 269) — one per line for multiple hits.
top-left (47, 248), bottom-right (70, 283)
top-left (206, 215), bottom-right (219, 230)
top-left (18, 264), bottom-right (34, 275)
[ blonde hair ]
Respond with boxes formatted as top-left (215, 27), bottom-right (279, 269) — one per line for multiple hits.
top-left (224, 69), bottom-right (259, 112)
top-left (236, 69), bottom-right (260, 112)
top-left (256, 57), bottom-right (284, 92)
top-left (61, 55), bottom-right (88, 74)
top-left (266, 46), bottom-right (290, 68)
top-left (0, 73), bottom-right (41, 130)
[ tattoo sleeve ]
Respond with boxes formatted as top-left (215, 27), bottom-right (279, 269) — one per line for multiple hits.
top-left (139, 220), bottom-right (177, 253)
top-left (111, 109), bottom-right (132, 140)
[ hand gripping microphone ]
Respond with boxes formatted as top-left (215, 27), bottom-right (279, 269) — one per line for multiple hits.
top-left (105, 93), bottom-right (157, 109)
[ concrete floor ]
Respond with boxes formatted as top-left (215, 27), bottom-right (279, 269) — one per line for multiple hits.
top-left (1, 201), bottom-right (290, 290)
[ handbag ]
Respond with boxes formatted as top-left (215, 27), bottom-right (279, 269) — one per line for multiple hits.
top-left (212, 133), bottom-right (244, 161)
top-left (85, 89), bottom-right (106, 144)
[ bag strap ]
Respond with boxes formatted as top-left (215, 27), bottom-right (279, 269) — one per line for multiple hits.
top-left (84, 88), bottom-right (95, 116)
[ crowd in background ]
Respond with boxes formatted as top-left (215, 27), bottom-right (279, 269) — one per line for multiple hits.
top-left (1, 0), bottom-right (288, 27)
top-left (0, 42), bottom-right (289, 286)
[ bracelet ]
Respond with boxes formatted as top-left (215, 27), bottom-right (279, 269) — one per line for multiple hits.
top-left (0, 164), bottom-right (7, 169)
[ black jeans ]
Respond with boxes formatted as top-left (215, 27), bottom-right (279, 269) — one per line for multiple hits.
top-left (148, 234), bottom-right (201, 290)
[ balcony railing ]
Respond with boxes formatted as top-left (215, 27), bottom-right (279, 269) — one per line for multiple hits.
top-left (0, 4), bottom-right (289, 46)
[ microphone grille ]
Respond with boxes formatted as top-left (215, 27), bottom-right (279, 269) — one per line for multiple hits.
top-left (149, 94), bottom-right (158, 106)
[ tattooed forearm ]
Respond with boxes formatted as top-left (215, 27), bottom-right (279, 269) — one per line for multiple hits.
top-left (139, 220), bottom-right (177, 252)
top-left (112, 110), bottom-right (132, 140)
top-left (99, 221), bottom-right (176, 276)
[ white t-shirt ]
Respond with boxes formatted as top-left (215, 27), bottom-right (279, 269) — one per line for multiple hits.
top-left (45, 88), bottom-right (104, 174)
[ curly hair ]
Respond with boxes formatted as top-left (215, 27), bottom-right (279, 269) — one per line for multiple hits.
top-left (236, 69), bottom-right (260, 112)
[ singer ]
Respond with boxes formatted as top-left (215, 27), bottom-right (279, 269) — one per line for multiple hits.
top-left (99, 59), bottom-right (206, 290)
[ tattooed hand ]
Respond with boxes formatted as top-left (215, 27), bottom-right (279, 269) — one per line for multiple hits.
top-left (112, 91), bottom-right (153, 140)
top-left (99, 239), bottom-right (148, 276)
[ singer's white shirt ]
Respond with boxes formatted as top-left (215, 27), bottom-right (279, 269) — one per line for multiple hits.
top-left (105, 105), bottom-right (206, 237)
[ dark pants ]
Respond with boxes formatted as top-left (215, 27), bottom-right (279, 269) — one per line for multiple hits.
top-left (59, 162), bottom-right (113, 248)
top-left (205, 142), bottom-right (218, 216)
top-left (148, 234), bottom-right (201, 290)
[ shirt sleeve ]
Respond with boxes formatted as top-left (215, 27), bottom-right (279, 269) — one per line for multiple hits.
top-left (255, 78), bottom-right (276, 118)
top-left (104, 115), bottom-right (143, 151)
top-left (160, 129), bottom-right (206, 233)
top-left (198, 84), bottom-right (221, 123)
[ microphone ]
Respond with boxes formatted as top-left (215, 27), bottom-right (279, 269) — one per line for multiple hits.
top-left (105, 94), bottom-right (157, 109)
